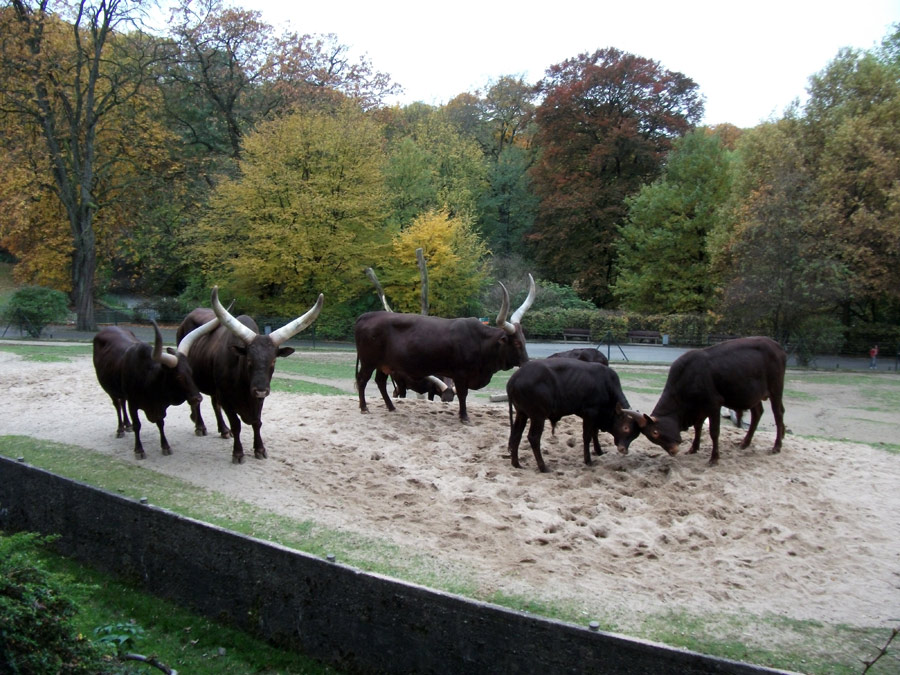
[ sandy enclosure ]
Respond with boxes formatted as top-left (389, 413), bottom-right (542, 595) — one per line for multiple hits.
top-left (1, 348), bottom-right (898, 638)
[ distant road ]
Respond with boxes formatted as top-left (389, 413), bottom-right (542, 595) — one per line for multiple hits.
top-left (0, 323), bottom-right (890, 371)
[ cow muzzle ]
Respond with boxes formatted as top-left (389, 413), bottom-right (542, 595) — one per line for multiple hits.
top-left (253, 388), bottom-right (270, 399)
top-left (615, 444), bottom-right (629, 455)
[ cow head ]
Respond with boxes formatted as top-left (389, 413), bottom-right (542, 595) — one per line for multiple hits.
top-left (151, 319), bottom-right (214, 407)
top-left (211, 286), bottom-right (324, 399)
top-left (610, 403), bottom-right (644, 454)
top-left (626, 410), bottom-right (681, 456)
top-left (495, 274), bottom-right (536, 368)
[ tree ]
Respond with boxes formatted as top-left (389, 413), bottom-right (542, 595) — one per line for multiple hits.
top-left (188, 102), bottom-right (389, 313)
top-left (614, 129), bottom-right (732, 313)
top-left (710, 120), bottom-right (847, 339)
top-left (0, 0), bottom-right (166, 330)
top-left (529, 48), bottom-right (703, 306)
top-left (379, 209), bottom-right (489, 317)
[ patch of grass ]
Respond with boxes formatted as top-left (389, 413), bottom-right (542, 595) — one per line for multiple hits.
top-left (27, 543), bottom-right (338, 674)
top-left (271, 377), bottom-right (347, 395)
top-left (278, 357), bottom-right (355, 379)
top-left (0, 344), bottom-right (92, 361)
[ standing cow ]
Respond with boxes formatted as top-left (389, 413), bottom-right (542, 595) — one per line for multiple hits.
top-left (506, 359), bottom-right (641, 473)
top-left (632, 336), bottom-right (786, 465)
top-left (355, 275), bottom-right (536, 422)
top-left (176, 287), bottom-right (324, 464)
top-left (93, 318), bottom-right (218, 459)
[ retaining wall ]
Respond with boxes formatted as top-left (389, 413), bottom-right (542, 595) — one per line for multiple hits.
top-left (0, 455), bottom-right (792, 674)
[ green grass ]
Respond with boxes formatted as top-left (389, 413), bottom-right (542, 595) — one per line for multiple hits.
top-left (271, 378), bottom-right (347, 395)
top-left (0, 343), bottom-right (92, 361)
top-left (24, 540), bottom-right (338, 674)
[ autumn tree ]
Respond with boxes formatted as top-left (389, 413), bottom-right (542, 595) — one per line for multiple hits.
top-left (188, 102), bottom-right (389, 315)
top-left (378, 209), bottom-right (489, 317)
top-left (0, 0), bottom-right (168, 329)
top-left (802, 27), bottom-right (900, 324)
top-left (529, 48), bottom-right (703, 306)
top-left (614, 129), bottom-right (733, 313)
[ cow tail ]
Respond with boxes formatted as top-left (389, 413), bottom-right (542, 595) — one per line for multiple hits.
top-left (507, 399), bottom-right (513, 429)
top-left (354, 355), bottom-right (359, 392)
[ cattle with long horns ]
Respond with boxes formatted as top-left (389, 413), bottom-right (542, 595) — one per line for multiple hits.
top-left (354, 275), bottom-right (536, 422)
top-left (176, 287), bottom-right (323, 463)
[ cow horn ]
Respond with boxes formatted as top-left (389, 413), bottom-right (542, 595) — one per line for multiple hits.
top-left (425, 375), bottom-right (448, 392)
top-left (496, 282), bottom-right (514, 334)
top-left (211, 286), bottom-right (257, 345)
top-left (269, 293), bottom-right (325, 347)
top-left (151, 320), bottom-right (178, 369)
top-left (177, 315), bottom-right (220, 357)
top-left (509, 273), bottom-right (536, 325)
top-left (619, 408), bottom-right (648, 428)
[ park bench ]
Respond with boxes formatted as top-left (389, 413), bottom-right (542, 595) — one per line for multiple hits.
top-left (627, 330), bottom-right (662, 344)
top-left (562, 328), bottom-right (591, 342)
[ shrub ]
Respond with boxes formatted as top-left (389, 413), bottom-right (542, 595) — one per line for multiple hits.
top-left (1, 286), bottom-right (69, 337)
top-left (0, 532), bottom-right (108, 673)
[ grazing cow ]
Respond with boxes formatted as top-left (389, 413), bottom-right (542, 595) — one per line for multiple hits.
top-left (355, 275), bottom-right (536, 422)
top-left (547, 347), bottom-right (609, 365)
top-left (632, 336), bottom-right (786, 465)
top-left (392, 375), bottom-right (456, 402)
top-left (176, 287), bottom-right (324, 464)
top-left (505, 359), bottom-right (641, 473)
top-left (93, 318), bottom-right (218, 459)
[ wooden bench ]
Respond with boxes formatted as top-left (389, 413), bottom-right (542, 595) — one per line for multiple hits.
top-left (562, 328), bottom-right (591, 342)
top-left (707, 333), bottom-right (741, 345)
top-left (627, 330), bottom-right (662, 344)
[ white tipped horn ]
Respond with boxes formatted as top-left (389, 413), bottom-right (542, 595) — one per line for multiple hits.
top-left (211, 286), bottom-right (257, 344)
top-left (177, 316), bottom-right (219, 357)
top-left (151, 320), bottom-right (178, 369)
top-left (496, 282), bottom-right (515, 335)
top-left (425, 375), bottom-right (448, 392)
top-left (510, 273), bottom-right (536, 325)
top-left (269, 293), bottom-right (324, 346)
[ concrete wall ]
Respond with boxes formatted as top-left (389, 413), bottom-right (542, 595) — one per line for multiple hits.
top-left (0, 455), bottom-right (791, 674)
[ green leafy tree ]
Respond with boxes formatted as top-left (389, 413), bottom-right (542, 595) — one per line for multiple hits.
top-left (614, 129), bottom-right (733, 313)
top-left (2, 285), bottom-right (69, 337)
top-left (189, 102), bottom-right (389, 313)
top-left (529, 48), bottom-right (703, 306)
top-left (378, 209), bottom-right (489, 316)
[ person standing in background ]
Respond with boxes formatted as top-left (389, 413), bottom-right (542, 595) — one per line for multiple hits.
top-left (869, 344), bottom-right (879, 369)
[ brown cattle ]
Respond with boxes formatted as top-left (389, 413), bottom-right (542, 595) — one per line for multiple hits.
top-left (176, 287), bottom-right (323, 463)
top-left (633, 336), bottom-right (787, 465)
top-left (355, 275), bottom-right (536, 422)
top-left (93, 318), bottom-right (217, 458)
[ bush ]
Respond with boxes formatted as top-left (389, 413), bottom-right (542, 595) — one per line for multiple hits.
top-left (1, 286), bottom-right (69, 337)
top-left (792, 315), bottom-right (846, 366)
top-left (0, 532), bottom-right (108, 673)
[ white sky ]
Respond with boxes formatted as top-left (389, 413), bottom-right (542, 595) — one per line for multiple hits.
top-left (260, 0), bottom-right (898, 128)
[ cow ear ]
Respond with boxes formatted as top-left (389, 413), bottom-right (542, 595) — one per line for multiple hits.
top-left (641, 414), bottom-right (653, 428)
top-left (277, 347), bottom-right (295, 358)
top-left (166, 347), bottom-right (177, 356)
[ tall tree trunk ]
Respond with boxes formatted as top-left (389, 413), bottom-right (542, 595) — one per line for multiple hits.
top-left (72, 212), bottom-right (97, 331)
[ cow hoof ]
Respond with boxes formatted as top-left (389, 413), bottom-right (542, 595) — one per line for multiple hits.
top-left (220, 431), bottom-right (232, 439)
top-left (707, 457), bottom-right (719, 466)
top-left (232, 454), bottom-right (245, 465)
top-left (771, 447), bottom-right (782, 455)
top-left (116, 431), bottom-right (125, 438)
top-left (162, 447), bottom-right (172, 456)
top-left (195, 428), bottom-right (208, 437)
top-left (134, 451), bottom-right (146, 460)
top-left (254, 449), bottom-right (267, 460)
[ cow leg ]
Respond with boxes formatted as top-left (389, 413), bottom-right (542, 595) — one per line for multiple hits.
top-left (127, 402), bottom-right (146, 460)
top-left (111, 396), bottom-right (129, 437)
top-left (223, 408), bottom-right (245, 464)
top-left (770, 397), bottom-right (785, 454)
top-left (688, 422), bottom-right (703, 454)
top-left (508, 411), bottom-right (528, 468)
top-left (740, 402), bottom-right (764, 449)
top-left (708, 413), bottom-right (721, 466)
top-left (374, 371), bottom-right (396, 411)
top-left (356, 364), bottom-right (376, 413)
top-left (252, 399), bottom-right (266, 460)
top-left (456, 384), bottom-right (470, 423)
top-left (155, 418), bottom-right (172, 456)
top-left (581, 421), bottom-right (596, 465)
top-left (592, 429), bottom-right (604, 456)
top-left (189, 401), bottom-right (208, 436)
top-left (211, 397), bottom-right (232, 438)
top-left (526, 418), bottom-right (548, 473)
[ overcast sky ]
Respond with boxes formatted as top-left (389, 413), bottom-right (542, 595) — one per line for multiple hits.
top-left (260, 0), bottom-right (897, 128)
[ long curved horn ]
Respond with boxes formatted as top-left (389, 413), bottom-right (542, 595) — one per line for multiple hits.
top-left (496, 282), bottom-right (514, 335)
top-left (211, 286), bottom-right (257, 345)
top-left (425, 375), bottom-right (448, 392)
top-left (177, 315), bottom-right (219, 357)
top-left (269, 293), bottom-right (325, 347)
top-left (151, 320), bottom-right (178, 369)
top-left (510, 273), bottom-right (536, 325)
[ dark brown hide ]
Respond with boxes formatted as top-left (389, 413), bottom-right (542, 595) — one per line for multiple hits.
top-left (639, 336), bottom-right (787, 465)
top-left (547, 347), bottom-right (609, 365)
top-left (505, 359), bottom-right (639, 473)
